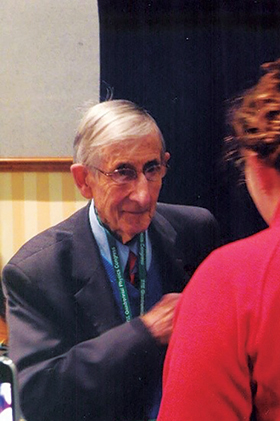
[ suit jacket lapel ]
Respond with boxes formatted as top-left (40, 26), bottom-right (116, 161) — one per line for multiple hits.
top-left (71, 205), bottom-right (122, 336)
top-left (149, 211), bottom-right (189, 293)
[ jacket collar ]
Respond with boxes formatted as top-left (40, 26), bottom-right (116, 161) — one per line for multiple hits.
top-left (149, 210), bottom-right (188, 292)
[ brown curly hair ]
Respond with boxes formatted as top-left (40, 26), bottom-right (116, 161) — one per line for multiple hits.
top-left (226, 58), bottom-right (280, 171)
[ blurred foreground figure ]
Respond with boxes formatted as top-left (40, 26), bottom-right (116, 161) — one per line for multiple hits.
top-left (158, 59), bottom-right (280, 421)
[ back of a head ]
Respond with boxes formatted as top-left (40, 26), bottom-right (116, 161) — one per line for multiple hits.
top-left (227, 58), bottom-right (280, 172)
top-left (73, 99), bottom-right (165, 167)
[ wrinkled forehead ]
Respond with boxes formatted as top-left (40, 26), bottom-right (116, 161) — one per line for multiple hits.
top-left (97, 134), bottom-right (163, 167)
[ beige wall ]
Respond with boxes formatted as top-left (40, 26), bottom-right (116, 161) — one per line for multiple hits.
top-left (0, 172), bottom-right (87, 271)
top-left (0, 0), bottom-right (99, 158)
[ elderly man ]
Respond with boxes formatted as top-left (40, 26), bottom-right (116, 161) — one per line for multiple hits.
top-left (2, 100), bottom-right (219, 421)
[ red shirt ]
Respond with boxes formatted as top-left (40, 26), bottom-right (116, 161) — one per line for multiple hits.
top-left (158, 202), bottom-right (280, 420)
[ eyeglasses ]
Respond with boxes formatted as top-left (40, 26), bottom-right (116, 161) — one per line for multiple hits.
top-left (92, 163), bottom-right (168, 184)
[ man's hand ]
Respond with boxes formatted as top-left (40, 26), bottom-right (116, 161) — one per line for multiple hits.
top-left (140, 293), bottom-right (181, 345)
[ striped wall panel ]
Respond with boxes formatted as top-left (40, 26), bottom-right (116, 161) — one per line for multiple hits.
top-left (0, 172), bottom-right (87, 271)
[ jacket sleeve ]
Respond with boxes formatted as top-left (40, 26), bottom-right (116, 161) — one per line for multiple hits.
top-left (3, 262), bottom-right (164, 421)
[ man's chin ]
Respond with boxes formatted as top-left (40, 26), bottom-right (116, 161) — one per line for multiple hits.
top-left (119, 221), bottom-right (151, 243)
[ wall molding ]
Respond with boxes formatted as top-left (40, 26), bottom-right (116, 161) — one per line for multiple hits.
top-left (0, 158), bottom-right (73, 172)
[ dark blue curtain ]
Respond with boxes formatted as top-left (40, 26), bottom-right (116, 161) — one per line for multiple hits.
top-left (98, 0), bottom-right (280, 243)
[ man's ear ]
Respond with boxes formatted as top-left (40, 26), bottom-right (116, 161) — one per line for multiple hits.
top-left (164, 152), bottom-right (171, 165)
top-left (71, 164), bottom-right (93, 199)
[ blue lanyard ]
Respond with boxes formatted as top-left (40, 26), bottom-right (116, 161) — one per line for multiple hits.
top-left (94, 207), bottom-right (147, 321)
top-left (105, 231), bottom-right (147, 321)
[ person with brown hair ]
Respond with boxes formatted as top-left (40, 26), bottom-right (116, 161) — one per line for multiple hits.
top-left (158, 58), bottom-right (280, 421)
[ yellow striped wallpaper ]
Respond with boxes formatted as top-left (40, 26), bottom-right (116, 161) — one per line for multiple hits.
top-left (0, 172), bottom-right (87, 271)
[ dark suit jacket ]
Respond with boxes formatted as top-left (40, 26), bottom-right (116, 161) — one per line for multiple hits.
top-left (2, 202), bottom-right (219, 421)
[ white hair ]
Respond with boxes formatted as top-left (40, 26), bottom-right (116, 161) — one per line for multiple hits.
top-left (73, 99), bottom-right (166, 167)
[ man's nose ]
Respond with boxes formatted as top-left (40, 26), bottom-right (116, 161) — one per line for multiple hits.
top-left (129, 173), bottom-right (151, 206)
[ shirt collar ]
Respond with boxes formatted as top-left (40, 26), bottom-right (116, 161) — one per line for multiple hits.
top-left (89, 200), bottom-right (152, 270)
